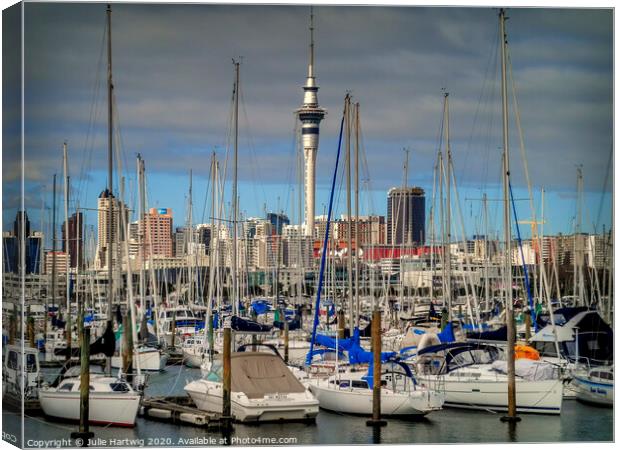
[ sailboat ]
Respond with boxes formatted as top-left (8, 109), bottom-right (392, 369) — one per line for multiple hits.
top-left (185, 60), bottom-right (319, 423)
top-left (415, 10), bottom-right (564, 416)
top-left (39, 5), bottom-right (140, 427)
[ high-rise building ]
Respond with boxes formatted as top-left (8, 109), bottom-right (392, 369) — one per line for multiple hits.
top-left (296, 9), bottom-right (326, 237)
top-left (141, 208), bottom-right (173, 259)
top-left (96, 189), bottom-right (129, 269)
top-left (3, 211), bottom-right (43, 274)
top-left (62, 212), bottom-right (84, 269)
top-left (45, 251), bottom-right (68, 275)
top-left (387, 187), bottom-right (425, 246)
top-left (266, 212), bottom-right (289, 235)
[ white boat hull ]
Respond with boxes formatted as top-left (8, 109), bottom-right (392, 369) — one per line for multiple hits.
top-left (39, 391), bottom-right (141, 427)
top-left (307, 380), bottom-right (443, 416)
top-left (573, 375), bottom-right (613, 406)
top-left (185, 379), bottom-right (318, 422)
top-left (111, 348), bottom-right (168, 371)
top-left (418, 376), bottom-right (563, 414)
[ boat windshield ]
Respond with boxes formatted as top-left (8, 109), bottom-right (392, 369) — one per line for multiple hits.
top-left (206, 360), bottom-right (223, 382)
top-left (448, 347), bottom-right (498, 371)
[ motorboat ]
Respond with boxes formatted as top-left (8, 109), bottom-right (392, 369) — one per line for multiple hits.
top-left (306, 361), bottom-right (444, 417)
top-left (158, 307), bottom-right (201, 347)
top-left (185, 352), bottom-right (319, 422)
top-left (39, 375), bottom-right (141, 427)
top-left (572, 365), bottom-right (613, 407)
top-left (2, 344), bottom-right (41, 410)
top-left (261, 336), bottom-right (310, 364)
top-left (111, 345), bottom-right (168, 372)
top-left (415, 342), bottom-right (564, 415)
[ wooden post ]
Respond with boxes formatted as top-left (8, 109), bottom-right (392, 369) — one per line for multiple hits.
top-left (501, 306), bottom-right (520, 423)
top-left (337, 310), bottom-right (345, 339)
top-left (28, 317), bottom-right (35, 349)
top-left (208, 315), bottom-right (214, 358)
top-left (251, 309), bottom-right (258, 348)
top-left (122, 314), bottom-right (133, 380)
top-left (9, 309), bottom-right (16, 345)
top-left (222, 326), bottom-right (233, 431)
top-left (284, 320), bottom-right (289, 364)
top-left (71, 303), bottom-right (94, 446)
top-left (524, 308), bottom-right (532, 344)
top-left (366, 309), bottom-right (386, 427)
top-left (170, 309), bottom-right (177, 348)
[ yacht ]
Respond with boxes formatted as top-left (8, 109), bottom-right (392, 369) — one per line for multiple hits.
top-left (306, 361), bottom-right (444, 417)
top-left (572, 365), bottom-right (613, 406)
top-left (185, 352), bottom-right (319, 422)
top-left (111, 344), bottom-right (168, 372)
top-left (415, 342), bottom-right (564, 415)
top-left (39, 374), bottom-right (141, 427)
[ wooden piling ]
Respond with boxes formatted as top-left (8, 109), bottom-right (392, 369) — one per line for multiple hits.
top-left (169, 309), bottom-right (177, 349)
top-left (9, 310), bottom-right (16, 345)
top-left (222, 327), bottom-right (232, 431)
top-left (366, 309), bottom-right (386, 427)
top-left (337, 310), bottom-right (345, 339)
top-left (122, 314), bottom-right (133, 379)
top-left (208, 315), bottom-right (214, 358)
top-left (284, 320), bottom-right (289, 364)
top-left (524, 308), bottom-right (532, 343)
top-left (71, 303), bottom-right (94, 446)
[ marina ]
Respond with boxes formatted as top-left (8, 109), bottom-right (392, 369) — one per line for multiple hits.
top-left (1, 365), bottom-right (614, 446)
top-left (2, 1), bottom-right (614, 447)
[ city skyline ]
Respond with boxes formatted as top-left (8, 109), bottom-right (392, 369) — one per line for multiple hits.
top-left (3, 3), bottom-right (613, 245)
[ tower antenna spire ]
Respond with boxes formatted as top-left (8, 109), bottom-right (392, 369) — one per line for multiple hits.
top-left (297, 6), bottom-right (326, 237)
top-left (309, 6), bottom-right (314, 78)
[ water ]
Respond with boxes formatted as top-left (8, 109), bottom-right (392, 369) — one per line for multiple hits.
top-left (3, 365), bottom-right (613, 447)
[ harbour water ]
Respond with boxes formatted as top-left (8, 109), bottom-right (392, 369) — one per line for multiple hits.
top-left (3, 364), bottom-right (613, 447)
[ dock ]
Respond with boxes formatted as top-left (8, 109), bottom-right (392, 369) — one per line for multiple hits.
top-left (140, 396), bottom-right (222, 429)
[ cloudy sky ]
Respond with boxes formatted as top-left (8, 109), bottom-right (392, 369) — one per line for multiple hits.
top-left (3, 1), bottom-right (613, 247)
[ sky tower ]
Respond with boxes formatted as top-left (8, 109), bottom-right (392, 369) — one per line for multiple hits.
top-left (297, 7), bottom-right (326, 237)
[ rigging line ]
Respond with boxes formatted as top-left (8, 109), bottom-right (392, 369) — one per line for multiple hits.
top-left (238, 81), bottom-right (267, 212)
top-left (463, 22), bottom-right (501, 197)
top-left (507, 47), bottom-right (538, 239)
top-left (594, 144), bottom-right (613, 232)
top-left (76, 14), bottom-right (107, 207)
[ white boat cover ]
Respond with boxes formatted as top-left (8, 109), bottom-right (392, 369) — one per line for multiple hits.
top-left (231, 352), bottom-right (306, 399)
top-left (491, 359), bottom-right (558, 381)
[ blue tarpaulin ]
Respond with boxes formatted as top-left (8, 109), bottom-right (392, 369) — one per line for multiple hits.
top-left (251, 301), bottom-right (271, 316)
top-left (437, 322), bottom-right (455, 343)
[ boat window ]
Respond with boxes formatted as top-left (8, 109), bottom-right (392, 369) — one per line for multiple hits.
top-left (534, 341), bottom-right (559, 358)
top-left (450, 351), bottom-right (475, 368)
top-left (7, 351), bottom-right (18, 370)
top-left (110, 383), bottom-right (130, 392)
top-left (351, 380), bottom-right (368, 389)
top-left (59, 383), bottom-right (74, 391)
top-left (593, 371), bottom-right (613, 381)
top-left (25, 354), bottom-right (37, 372)
top-left (89, 385), bottom-right (95, 391)
top-left (339, 381), bottom-right (350, 389)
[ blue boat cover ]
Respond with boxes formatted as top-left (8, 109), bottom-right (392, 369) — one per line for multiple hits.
top-left (437, 322), bottom-right (455, 343)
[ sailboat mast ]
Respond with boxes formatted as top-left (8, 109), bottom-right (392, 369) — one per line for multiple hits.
top-left (52, 173), bottom-right (57, 312)
top-left (63, 143), bottom-right (72, 357)
top-left (345, 96), bottom-right (353, 331)
top-left (137, 154), bottom-right (145, 312)
top-left (106, 3), bottom-right (114, 326)
top-left (443, 93), bottom-right (453, 321)
top-left (499, 8), bottom-right (518, 422)
top-left (354, 102), bottom-right (360, 330)
top-left (232, 60), bottom-right (240, 316)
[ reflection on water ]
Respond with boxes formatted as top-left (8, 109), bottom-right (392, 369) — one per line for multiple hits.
top-left (3, 364), bottom-right (613, 447)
